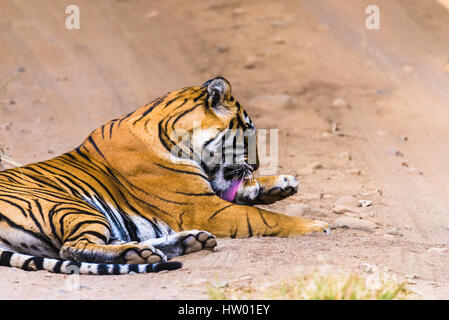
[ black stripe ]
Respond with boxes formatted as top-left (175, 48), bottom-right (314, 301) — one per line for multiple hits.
top-left (65, 230), bottom-right (108, 243)
top-left (155, 163), bottom-right (208, 181)
top-left (112, 264), bottom-right (121, 275)
top-left (246, 213), bottom-right (253, 237)
top-left (97, 264), bottom-right (109, 275)
top-left (133, 96), bottom-right (165, 125)
top-left (0, 251), bottom-right (13, 266)
top-left (22, 257), bottom-right (44, 271)
top-left (208, 204), bottom-right (233, 220)
top-left (88, 136), bottom-right (106, 159)
top-left (173, 191), bottom-right (215, 197)
top-left (128, 264), bottom-right (139, 273)
top-left (53, 260), bottom-right (64, 273)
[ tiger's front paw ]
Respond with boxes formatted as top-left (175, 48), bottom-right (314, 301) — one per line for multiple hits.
top-left (257, 175), bottom-right (299, 204)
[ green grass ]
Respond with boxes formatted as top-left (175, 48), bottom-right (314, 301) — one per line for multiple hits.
top-left (207, 270), bottom-right (411, 300)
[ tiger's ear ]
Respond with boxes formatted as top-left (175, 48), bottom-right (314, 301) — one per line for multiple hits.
top-left (204, 77), bottom-right (232, 113)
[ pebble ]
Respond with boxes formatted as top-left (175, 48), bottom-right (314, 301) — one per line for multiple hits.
top-left (403, 65), bottom-right (413, 73)
top-left (388, 148), bottom-right (404, 157)
top-left (407, 167), bottom-right (423, 175)
top-left (338, 151), bottom-right (352, 161)
top-left (360, 263), bottom-right (379, 274)
top-left (309, 162), bottom-right (323, 170)
top-left (333, 217), bottom-right (376, 233)
top-left (335, 195), bottom-right (359, 208)
top-left (382, 234), bottom-right (396, 240)
top-left (216, 43), bottom-right (229, 53)
top-left (387, 227), bottom-right (402, 236)
top-left (428, 247), bottom-right (449, 254)
top-left (345, 168), bottom-right (362, 175)
top-left (359, 200), bottom-right (372, 207)
top-left (207, 0), bottom-right (227, 9)
top-left (274, 37), bottom-right (286, 44)
top-left (233, 8), bottom-right (246, 15)
top-left (399, 135), bottom-right (408, 141)
top-left (270, 19), bottom-right (290, 28)
top-left (332, 205), bottom-right (356, 214)
top-left (144, 11), bottom-right (159, 19)
top-left (331, 98), bottom-right (349, 108)
top-left (244, 56), bottom-right (258, 69)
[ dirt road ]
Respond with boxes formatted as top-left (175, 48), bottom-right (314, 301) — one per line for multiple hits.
top-left (1, 0), bottom-right (449, 299)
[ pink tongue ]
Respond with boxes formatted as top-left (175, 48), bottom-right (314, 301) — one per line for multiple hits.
top-left (219, 179), bottom-right (244, 202)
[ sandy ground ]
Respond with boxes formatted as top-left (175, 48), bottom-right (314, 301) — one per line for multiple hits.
top-left (1, 0), bottom-right (449, 299)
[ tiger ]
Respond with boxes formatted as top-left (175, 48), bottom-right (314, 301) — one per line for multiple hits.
top-left (0, 77), bottom-right (329, 275)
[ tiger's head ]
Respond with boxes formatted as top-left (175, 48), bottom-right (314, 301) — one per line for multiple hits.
top-left (148, 77), bottom-right (259, 201)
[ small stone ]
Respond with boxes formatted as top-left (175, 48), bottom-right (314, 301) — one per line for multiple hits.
top-left (345, 168), bottom-right (362, 175)
top-left (233, 8), bottom-right (246, 15)
top-left (404, 224), bottom-right (413, 230)
top-left (274, 37), bottom-right (285, 44)
top-left (216, 43), bottom-right (229, 53)
top-left (388, 148), bottom-right (404, 157)
top-left (144, 11), bottom-right (159, 19)
top-left (16, 66), bottom-right (26, 73)
top-left (405, 274), bottom-right (418, 279)
top-left (403, 65), bottom-right (413, 73)
top-left (331, 122), bottom-right (341, 134)
top-left (428, 247), bottom-right (449, 254)
top-left (407, 167), bottom-right (423, 175)
top-left (359, 200), bottom-right (372, 207)
top-left (387, 227), bottom-right (402, 236)
top-left (332, 205), bottom-right (355, 214)
top-left (309, 162), bottom-right (323, 170)
top-left (333, 217), bottom-right (376, 233)
top-left (335, 195), bottom-right (360, 208)
top-left (399, 135), bottom-right (408, 141)
top-left (360, 263), bottom-right (378, 274)
top-left (331, 98), bottom-right (349, 108)
top-left (270, 19), bottom-right (290, 28)
top-left (338, 152), bottom-right (352, 161)
top-left (244, 56), bottom-right (258, 69)
top-left (382, 234), bottom-right (395, 240)
top-left (207, 0), bottom-right (227, 9)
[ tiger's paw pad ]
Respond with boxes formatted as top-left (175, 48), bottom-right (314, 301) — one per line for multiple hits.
top-left (124, 245), bottom-right (167, 264)
top-left (258, 175), bottom-right (299, 204)
top-left (181, 230), bottom-right (217, 254)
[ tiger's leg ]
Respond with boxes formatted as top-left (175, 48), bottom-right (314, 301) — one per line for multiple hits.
top-left (141, 230), bottom-right (217, 260)
top-left (58, 209), bottom-right (167, 264)
top-left (234, 175), bottom-right (299, 205)
top-left (181, 196), bottom-right (329, 238)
